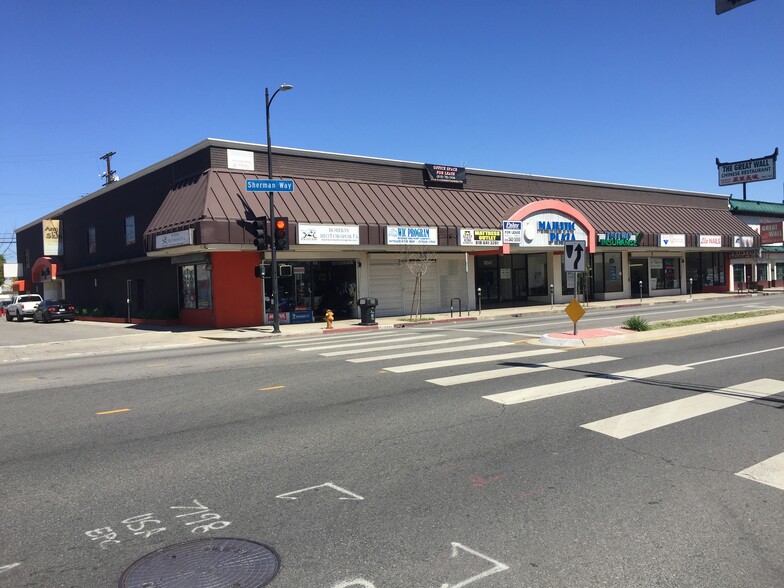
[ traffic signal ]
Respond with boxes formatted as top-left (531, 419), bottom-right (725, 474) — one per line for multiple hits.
top-left (273, 217), bottom-right (289, 250)
top-left (252, 217), bottom-right (268, 251)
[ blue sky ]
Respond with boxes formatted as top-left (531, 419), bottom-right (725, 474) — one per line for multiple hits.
top-left (2, 1), bottom-right (782, 263)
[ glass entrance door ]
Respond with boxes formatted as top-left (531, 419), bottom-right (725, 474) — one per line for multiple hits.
top-left (629, 258), bottom-right (649, 298)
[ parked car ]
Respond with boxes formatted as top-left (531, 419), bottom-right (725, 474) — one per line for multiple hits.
top-left (33, 299), bottom-right (77, 323)
top-left (6, 294), bottom-right (44, 321)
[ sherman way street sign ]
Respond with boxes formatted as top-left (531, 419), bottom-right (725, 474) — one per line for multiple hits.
top-left (246, 179), bottom-right (295, 192)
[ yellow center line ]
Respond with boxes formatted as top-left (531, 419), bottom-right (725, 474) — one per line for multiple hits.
top-left (260, 385), bottom-right (286, 391)
top-left (18, 377), bottom-right (40, 382)
top-left (146, 363), bottom-right (167, 367)
top-left (96, 408), bottom-right (131, 415)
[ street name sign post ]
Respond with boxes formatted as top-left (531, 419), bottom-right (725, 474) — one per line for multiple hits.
top-left (246, 179), bottom-right (295, 192)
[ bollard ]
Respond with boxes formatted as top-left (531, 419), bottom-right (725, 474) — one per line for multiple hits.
top-left (689, 277), bottom-right (693, 299)
top-left (477, 287), bottom-right (482, 316)
top-left (550, 283), bottom-right (554, 309)
top-left (639, 280), bottom-right (643, 303)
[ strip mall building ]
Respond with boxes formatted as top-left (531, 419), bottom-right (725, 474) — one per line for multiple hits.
top-left (14, 139), bottom-right (761, 328)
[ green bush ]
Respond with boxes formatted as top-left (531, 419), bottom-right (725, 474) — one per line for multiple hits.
top-left (91, 307), bottom-right (104, 317)
top-left (623, 315), bottom-right (650, 331)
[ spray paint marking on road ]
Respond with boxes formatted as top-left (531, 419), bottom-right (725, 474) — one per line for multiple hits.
top-left (0, 563), bottom-right (21, 574)
top-left (260, 385), bottom-right (285, 391)
top-left (96, 408), bottom-right (131, 415)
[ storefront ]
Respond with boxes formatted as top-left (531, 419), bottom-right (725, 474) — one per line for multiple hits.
top-left (14, 139), bottom-right (760, 328)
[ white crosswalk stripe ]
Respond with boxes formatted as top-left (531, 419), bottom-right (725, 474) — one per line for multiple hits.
top-left (347, 341), bottom-right (515, 363)
top-left (293, 333), bottom-right (445, 351)
top-left (384, 348), bottom-right (564, 373)
top-left (483, 364), bottom-right (692, 405)
top-left (321, 337), bottom-right (476, 357)
top-left (736, 450), bottom-right (784, 491)
top-left (581, 378), bottom-right (784, 439)
top-left (427, 355), bottom-right (621, 386)
top-left (267, 330), bottom-right (400, 347)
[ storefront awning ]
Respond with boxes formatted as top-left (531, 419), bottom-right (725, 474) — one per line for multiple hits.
top-left (12, 280), bottom-right (26, 293)
top-left (31, 256), bottom-right (61, 283)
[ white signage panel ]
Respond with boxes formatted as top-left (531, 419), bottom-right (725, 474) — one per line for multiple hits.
top-left (502, 220), bottom-right (522, 244)
top-left (226, 149), bottom-right (255, 171)
top-left (659, 234), bottom-right (685, 247)
top-left (460, 228), bottom-right (502, 247)
top-left (298, 223), bottom-right (360, 245)
top-left (718, 155), bottom-right (776, 186)
top-left (733, 235), bottom-right (755, 248)
top-left (699, 235), bottom-right (722, 248)
top-left (155, 229), bottom-right (193, 249)
top-left (386, 226), bottom-right (438, 245)
top-left (520, 211), bottom-right (588, 247)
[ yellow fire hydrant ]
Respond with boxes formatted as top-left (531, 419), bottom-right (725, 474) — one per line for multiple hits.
top-left (324, 309), bottom-right (334, 329)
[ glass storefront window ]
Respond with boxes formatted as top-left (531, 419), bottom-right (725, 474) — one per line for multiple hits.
top-left (776, 263), bottom-right (784, 281)
top-left (757, 264), bottom-right (768, 281)
top-left (650, 257), bottom-right (680, 289)
top-left (180, 263), bottom-right (211, 309)
top-left (686, 252), bottom-right (726, 291)
top-left (593, 253), bottom-right (623, 293)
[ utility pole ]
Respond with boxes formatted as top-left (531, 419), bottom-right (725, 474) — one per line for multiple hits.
top-left (100, 151), bottom-right (116, 186)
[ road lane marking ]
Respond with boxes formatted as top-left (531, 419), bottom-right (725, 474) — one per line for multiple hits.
top-left (736, 450), bottom-right (784, 491)
top-left (385, 348), bottom-right (563, 373)
top-left (581, 378), bottom-right (784, 439)
top-left (260, 385), bottom-right (286, 391)
top-left (427, 355), bottom-right (620, 386)
top-left (321, 336), bottom-right (474, 357)
top-left (483, 364), bottom-right (692, 405)
top-left (274, 331), bottom-right (397, 347)
top-left (684, 345), bottom-right (784, 368)
top-left (348, 341), bottom-right (514, 363)
top-left (96, 408), bottom-right (131, 415)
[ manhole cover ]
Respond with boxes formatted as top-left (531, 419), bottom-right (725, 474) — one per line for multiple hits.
top-left (119, 537), bottom-right (279, 588)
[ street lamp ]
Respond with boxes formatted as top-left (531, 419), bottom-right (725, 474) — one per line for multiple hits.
top-left (265, 83), bottom-right (293, 334)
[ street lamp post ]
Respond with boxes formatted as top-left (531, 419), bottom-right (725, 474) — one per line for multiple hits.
top-left (265, 83), bottom-right (293, 334)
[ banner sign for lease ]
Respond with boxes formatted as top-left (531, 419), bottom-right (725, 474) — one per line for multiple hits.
top-left (460, 228), bottom-right (502, 247)
top-left (298, 224), bottom-right (360, 245)
top-left (386, 226), bottom-right (438, 245)
top-left (717, 149), bottom-right (777, 186)
top-left (43, 219), bottom-right (63, 256)
top-left (502, 221), bottom-right (522, 244)
top-left (699, 235), bottom-right (722, 248)
top-left (760, 221), bottom-right (783, 245)
top-left (425, 163), bottom-right (466, 184)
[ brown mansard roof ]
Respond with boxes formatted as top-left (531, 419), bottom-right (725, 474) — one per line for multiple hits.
top-left (144, 169), bottom-right (758, 249)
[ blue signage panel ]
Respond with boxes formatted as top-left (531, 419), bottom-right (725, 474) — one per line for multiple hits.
top-left (246, 179), bottom-right (295, 192)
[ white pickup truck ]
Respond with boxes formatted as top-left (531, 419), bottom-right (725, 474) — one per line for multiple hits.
top-left (6, 294), bottom-right (43, 321)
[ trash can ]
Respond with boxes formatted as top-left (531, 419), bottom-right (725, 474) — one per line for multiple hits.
top-left (357, 297), bottom-right (378, 326)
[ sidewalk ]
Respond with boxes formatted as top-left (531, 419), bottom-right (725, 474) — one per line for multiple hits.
top-left (2, 291), bottom-right (780, 364)
top-left (196, 289), bottom-right (784, 343)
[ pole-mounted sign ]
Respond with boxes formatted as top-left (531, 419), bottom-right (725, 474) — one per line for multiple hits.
top-left (246, 179), bottom-right (295, 192)
top-left (563, 240), bottom-right (586, 272)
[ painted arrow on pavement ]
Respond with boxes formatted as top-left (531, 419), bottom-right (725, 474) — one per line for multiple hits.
top-left (276, 482), bottom-right (364, 501)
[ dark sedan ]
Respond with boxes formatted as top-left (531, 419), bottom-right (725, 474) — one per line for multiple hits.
top-left (33, 300), bottom-right (77, 323)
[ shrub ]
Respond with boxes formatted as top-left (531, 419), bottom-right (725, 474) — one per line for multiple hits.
top-left (623, 315), bottom-right (650, 331)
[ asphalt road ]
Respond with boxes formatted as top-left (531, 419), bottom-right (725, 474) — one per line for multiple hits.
top-left (1, 302), bottom-right (783, 587)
